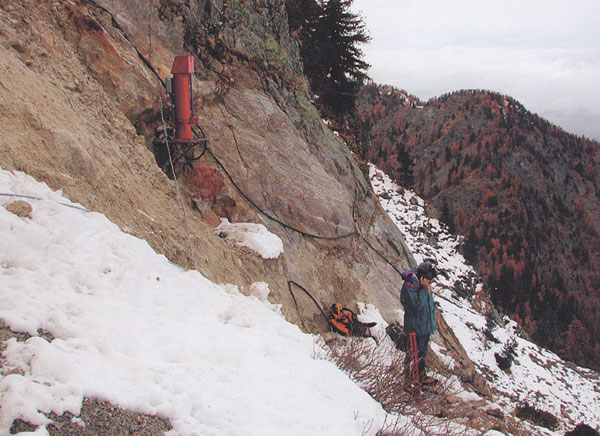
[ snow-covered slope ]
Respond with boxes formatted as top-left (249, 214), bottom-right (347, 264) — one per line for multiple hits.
top-left (369, 164), bottom-right (600, 431)
top-left (1, 164), bottom-right (599, 436)
top-left (0, 168), bottom-right (385, 436)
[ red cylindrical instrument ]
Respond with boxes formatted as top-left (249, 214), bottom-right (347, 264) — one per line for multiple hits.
top-left (170, 55), bottom-right (197, 143)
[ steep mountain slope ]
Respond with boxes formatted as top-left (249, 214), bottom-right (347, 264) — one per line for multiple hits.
top-left (4, 1), bottom-right (598, 434)
top-left (0, 0), bottom-right (414, 330)
top-left (3, 163), bottom-right (599, 436)
top-left (369, 164), bottom-right (600, 433)
top-left (358, 83), bottom-right (600, 369)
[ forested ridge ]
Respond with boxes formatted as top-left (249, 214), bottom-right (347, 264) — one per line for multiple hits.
top-left (358, 83), bottom-right (600, 370)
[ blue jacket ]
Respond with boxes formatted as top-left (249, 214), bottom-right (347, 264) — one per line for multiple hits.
top-left (400, 270), bottom-right (436, 336)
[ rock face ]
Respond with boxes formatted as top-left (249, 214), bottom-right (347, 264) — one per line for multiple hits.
top-left (0, 0), bottom-right (411, 328)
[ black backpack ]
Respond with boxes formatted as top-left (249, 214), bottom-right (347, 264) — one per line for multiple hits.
top-left (386, 322), bottom-right (407, 351)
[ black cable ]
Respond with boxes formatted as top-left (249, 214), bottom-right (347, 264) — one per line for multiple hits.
top-left (286, 281), bottom-right (308, 331)
top-left (192, 125), bottom-right (358, 241)
top-left (360, 235), bottom-right (404, 276)
top-left (287, 280), bottom-right (330, 325)
top-left (192, 127), bottom-right (410, 271)
top-left (171, 138), bottom-right (209, 171)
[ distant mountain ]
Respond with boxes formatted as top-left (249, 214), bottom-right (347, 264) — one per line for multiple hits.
top-left (358, 82), bottom-right (600, 370)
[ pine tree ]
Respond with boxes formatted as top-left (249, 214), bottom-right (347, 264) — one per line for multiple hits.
top-left (285, 0), bottom-right (320, 34)
top-left (286, 0), bottom-right (370, 114)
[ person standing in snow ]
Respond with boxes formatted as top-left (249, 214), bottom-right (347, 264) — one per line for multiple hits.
top-left (400, 261), bottom-right (438, 391)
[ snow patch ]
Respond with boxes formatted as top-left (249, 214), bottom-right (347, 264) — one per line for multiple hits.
top-left (215, 218), bottom-right (284, 259)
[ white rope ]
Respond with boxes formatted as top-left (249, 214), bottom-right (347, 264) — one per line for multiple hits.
top-left (159, 97), bottom-right (199, 271)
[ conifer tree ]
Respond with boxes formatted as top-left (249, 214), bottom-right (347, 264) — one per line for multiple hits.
top-left (286, 0), bottom-right (370, 114)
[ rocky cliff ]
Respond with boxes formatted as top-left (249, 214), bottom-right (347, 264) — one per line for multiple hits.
top-left (0, 0), bottom-right (417, 337)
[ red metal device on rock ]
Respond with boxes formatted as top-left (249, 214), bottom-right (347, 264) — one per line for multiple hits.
top-left (164, 56), bottom-right (220, 200)
top-left (169, 55), bottom-right (199, 144)
top-left (163, 55), bottom-right (205, 172)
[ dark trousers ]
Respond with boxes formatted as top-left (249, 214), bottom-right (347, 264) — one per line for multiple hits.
top-left (416, 334), bottom-right (430, 359)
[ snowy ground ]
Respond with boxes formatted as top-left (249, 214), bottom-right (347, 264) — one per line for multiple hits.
top-left (0, 169), bottom-right (385, 436)
top-left (369, 164), bottom-right (600, 432)
top-left (1, 164), bottom-right (599, 436)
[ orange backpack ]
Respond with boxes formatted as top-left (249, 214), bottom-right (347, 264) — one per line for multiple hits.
top-left (328, 303), bottom-right (355, 336)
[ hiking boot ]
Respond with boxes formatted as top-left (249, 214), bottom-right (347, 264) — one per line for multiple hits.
top-left (421, 375), bottom-right (438, 386)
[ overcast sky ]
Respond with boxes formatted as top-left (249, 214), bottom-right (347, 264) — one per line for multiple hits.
top-left (350, 0), bottom-right (600, 140)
